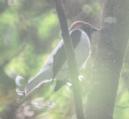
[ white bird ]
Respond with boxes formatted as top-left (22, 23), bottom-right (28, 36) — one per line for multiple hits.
top-left (25, 20), bottom-right (99, 96)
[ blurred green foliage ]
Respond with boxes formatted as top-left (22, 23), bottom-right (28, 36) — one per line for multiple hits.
top-left (0, 0), bottom-right (129, 119)
top-left (0, 0), bottom-right (59, 108)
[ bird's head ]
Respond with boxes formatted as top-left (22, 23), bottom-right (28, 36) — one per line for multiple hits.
top-left (70, 20), bottom-right (101, 38)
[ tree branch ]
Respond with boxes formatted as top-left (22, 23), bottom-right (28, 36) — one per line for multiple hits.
top-left (54, 0), bottom-right (85, 119)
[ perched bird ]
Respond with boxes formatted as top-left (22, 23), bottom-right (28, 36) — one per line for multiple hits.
top-left (25, 21), bottom-right (100, 96)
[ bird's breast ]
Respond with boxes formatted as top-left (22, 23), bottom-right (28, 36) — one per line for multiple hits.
top-left (75, 30), bottom-right (91, 68)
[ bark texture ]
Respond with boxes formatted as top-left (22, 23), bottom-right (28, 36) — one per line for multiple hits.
top-left (86, 0), bottom-right (129, 119)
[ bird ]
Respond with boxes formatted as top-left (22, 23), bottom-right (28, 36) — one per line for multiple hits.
top-left (24, 20), bottom-right (100, 96)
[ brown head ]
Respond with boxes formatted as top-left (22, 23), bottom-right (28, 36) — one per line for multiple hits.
top-left (70, 20), bottom-right (101, 38)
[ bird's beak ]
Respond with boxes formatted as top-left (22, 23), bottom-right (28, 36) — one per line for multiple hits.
top-left (92, 27), bottom-right (102, 32)
top-left (93, 26), bottom-right (102, 32)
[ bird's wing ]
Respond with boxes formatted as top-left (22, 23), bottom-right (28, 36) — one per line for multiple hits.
top-left (25, 29), bottom-right (82, 95)
top-left (53, 29), bottom-right (91, 91)
top-left (53, 29), bottom-right (82, 77)
top-left (74, 29), bottom-right (91, 67)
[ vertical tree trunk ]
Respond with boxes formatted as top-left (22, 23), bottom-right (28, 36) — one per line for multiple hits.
top-left (86, 0), bottom-right (129, 119)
